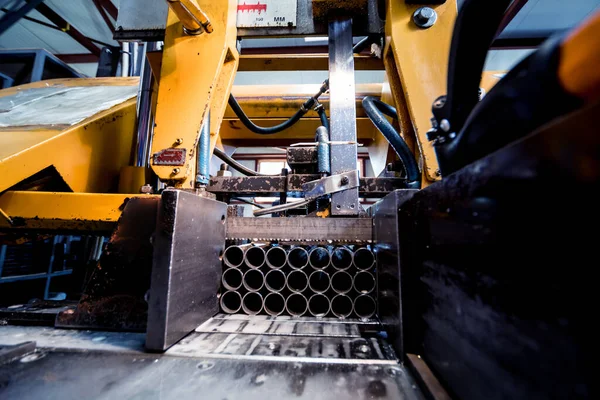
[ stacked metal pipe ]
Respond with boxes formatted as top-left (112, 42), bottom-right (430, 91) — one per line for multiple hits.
top-left (220, 244), bottom-right (377, 319)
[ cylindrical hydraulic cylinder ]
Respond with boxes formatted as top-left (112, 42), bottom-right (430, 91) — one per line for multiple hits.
top-left (331, 270), bottom-right (353, 294)
top-left (331, 294), bottom-right (353, 318)
top-left (242, 292), bottom-right (263, 315)
top-left (309, 247), bottom-right (331, 270)
top-left (331, 247), bottom-right (353, 270)
top-left (265, 269), bottom-right (286, 292)
top-left (353, 271), bottom-right (376, 294)
top-left (264, 292), bottom-right (286, 316)
top-left (243, 269), bottom-right (265, 291)
top-left (285, 293), bottom-right (308, 317)
top-left (286, 270), bottom-right (309, 293)
top-left (266, 246), bottom-right (287, 269)
top-left (316, 126), bottom-right (331, 174)
top-left (353, 248), bottom-right (375, 270)
top-left (288, 247), bottom-right (309, 269)
top-left (308, 293), bottom-right (331, 317)
top-left (354, 295), bottom-right (376, 319)
top-left (222, 267), bottom-right (243, 291)
top-left (244, 246), bottom-right (266, 269)
top-left (309, 270), bottom-right (330, 293)
top-left (220, 290), bottom-right (242, 314)
top-left (223, 245), bottom-right (245, 268)
top-left (196, 110), bottom-right (210, 186)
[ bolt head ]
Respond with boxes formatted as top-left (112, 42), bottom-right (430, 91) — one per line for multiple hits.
top-left (418, 7), bottom-right (434, 20)
top-left (440, 119), bottom-right (451, 132)
top-left (172, 168), bottom-right (180, 175)
top-left (175, 138), bottom-right (183, 145)
top-left (413, 7), bottom-right (437, 29)
top-left (341, 176), bottom-right (350, 185)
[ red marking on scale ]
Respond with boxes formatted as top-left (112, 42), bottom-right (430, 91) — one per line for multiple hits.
top-left (238, 2), bottom-right (267, 14)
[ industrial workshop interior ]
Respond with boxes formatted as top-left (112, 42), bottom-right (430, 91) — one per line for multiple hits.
top-left (0, 0), bottom-right (598, 398)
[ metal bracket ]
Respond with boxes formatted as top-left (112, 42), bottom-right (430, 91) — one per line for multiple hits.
top-left (302, 170), bottom-right (359, 201)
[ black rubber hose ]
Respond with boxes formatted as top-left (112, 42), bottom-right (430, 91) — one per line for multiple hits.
top-left (229, 94), bottom-right (308, 135)
top-left (213, 147), bottom-right (267, 176)
top-left (232, 197), bottom-right (265, 209)
top-left (227, 36), bottom-right (381, 136)
top-left (316, 105), bottom-right (329, 132)
top-left (362, 96), bottom-right (421, 188)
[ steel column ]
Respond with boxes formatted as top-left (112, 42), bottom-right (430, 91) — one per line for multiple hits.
top-left (328, 17), bottom-right (359, 215)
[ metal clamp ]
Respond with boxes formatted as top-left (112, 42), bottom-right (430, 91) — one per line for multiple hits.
top-left (302, 170), bottom-right (360, 201)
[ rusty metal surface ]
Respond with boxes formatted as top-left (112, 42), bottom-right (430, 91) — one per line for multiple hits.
top-left (0, 346), bottom-right (423, 399)
top-left (406, 354), bottom-right (452, 400)
top-left (196, 315), bottom-right (363, 337)
top-left (226, 217), bottom-right (373, 243)
top-left (146, 190), bottom-right (227, 351)
top-left (169, 331), bottom-right (397, 363)
top-left (55, 197), bottom-right (159, 332)
top-left (287, 147), bottom-right (318, 174)
top-left (208, 175), bottom-right (407, 197)
top-left (312, 0), bottom-right (368, 19)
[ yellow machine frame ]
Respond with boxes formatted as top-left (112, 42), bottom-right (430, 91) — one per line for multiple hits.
top-left (0, 0), bottom-right (507, 233)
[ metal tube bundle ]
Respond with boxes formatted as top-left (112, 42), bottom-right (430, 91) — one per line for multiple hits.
top-left (219, 245), bottom-right (377, 319)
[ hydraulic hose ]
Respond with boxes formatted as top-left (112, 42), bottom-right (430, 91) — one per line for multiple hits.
top-left (316, 103), bottom-right (330, 132)
top-left (228, 80), bottom-right (329, 135)
top-left (213, 147), bottom-right (267, 176)
top-left (227, 36), bottom-right (381, 136)
top-left (362, 96), bottom-right (421, 188)
top-left (229, 94), bottom-right (306, 135)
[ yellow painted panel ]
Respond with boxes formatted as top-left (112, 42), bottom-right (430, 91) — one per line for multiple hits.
top-left (0, 191), bottom-right (158, 231)
top-left (386, 0), bottom-right (457, 182)
top-left (0, 99), bottom-right (137, 194)
top-left (0, 129), bottom-right (61, 160)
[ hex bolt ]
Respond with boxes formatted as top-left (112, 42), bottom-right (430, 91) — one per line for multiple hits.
top-left (341, 176), bottom-right (349, 185)
top-left (413, 7), bottom-right (437, 29)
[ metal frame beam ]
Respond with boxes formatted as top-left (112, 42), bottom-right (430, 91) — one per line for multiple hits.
top-left (29, 0), bottom-right (101, 57)
top-left (328, 17), bottom-right (359, 215)
top-left (97, 0), bottom-right (117, 20)
top-left (0, 0), bottom-right (45, 35)
top-left (92, 0), bottom-right (115, 34)
top-left (495, 0), bottom-right (529, 38)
